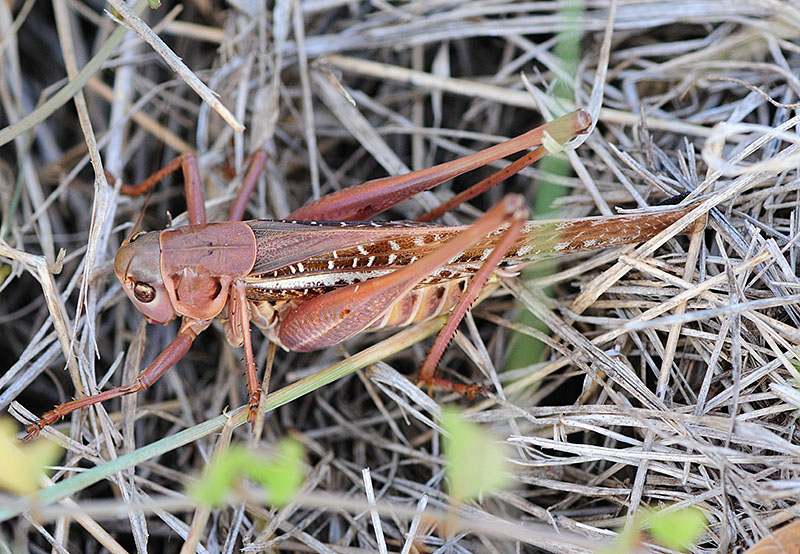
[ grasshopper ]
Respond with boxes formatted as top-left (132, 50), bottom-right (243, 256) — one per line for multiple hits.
top-left (24, 110), bottom-right (705, 440)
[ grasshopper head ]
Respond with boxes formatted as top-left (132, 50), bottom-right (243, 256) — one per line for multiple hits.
top-left (114, 230), bottom-right (177, 325)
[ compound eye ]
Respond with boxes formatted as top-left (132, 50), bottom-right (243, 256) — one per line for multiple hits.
top-left (129, 230), bottom-right (147, 243)
top-left (133, 282), bottom-right (156, 303)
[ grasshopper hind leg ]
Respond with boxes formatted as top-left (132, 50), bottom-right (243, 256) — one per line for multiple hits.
top-left (415, 199), bottom-right (528, 396)
top-left (276, 195), bottom-right (529, 396)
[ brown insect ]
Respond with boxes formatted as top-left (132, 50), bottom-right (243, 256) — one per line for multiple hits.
top-left (23, 110), bottom-right (705, 440)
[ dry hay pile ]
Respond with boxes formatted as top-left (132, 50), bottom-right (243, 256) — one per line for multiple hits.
top-left (2, 1), bottom-right (800, 552)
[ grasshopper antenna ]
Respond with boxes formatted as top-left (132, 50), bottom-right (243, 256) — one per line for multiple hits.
top-left (121, 176), bottom-right (154, 242)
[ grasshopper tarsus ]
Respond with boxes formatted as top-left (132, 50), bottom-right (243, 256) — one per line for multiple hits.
top-left (22, 403), bottom-right (70, 442)
top-left (246, 390), bottom-right (262, 432)
top-left (416, 375), bottom-right (487, 398)
top-left (22, 421), bottom-right (44, 442)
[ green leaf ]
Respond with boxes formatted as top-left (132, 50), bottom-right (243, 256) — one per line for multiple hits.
top-left (0, 419), bottom-right (61, 494)
top-left (440, 408), bottom-right (510, 503)
top-left (190, 439), bottom-right (304, 508)
top-left (646, 507), bottom-right (706, 551)
top-left (245, 439), bottom-right (305, 507)
top-left (189, 447), bottom-right (246, 507)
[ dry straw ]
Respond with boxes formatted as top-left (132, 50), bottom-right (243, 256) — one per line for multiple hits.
top-left (2, 0), bottom-right (800, 552)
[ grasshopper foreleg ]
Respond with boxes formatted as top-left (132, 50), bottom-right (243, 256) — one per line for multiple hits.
top-left (120, 153), bottom-right (206, 226)
top-left (24, 319), bottom-right (210, 441)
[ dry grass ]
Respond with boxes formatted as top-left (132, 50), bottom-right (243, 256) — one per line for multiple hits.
top-left (2, 0), bottom-right (800, 552)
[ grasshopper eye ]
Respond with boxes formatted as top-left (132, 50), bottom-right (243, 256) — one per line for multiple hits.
top-left (133, 282), bottom-right (156, 303)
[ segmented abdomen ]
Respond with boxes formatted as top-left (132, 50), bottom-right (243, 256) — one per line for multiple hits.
top-left (367, 277), bottom-right (471, 330)
top-left (243, 201), bottom-right (701, 335)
